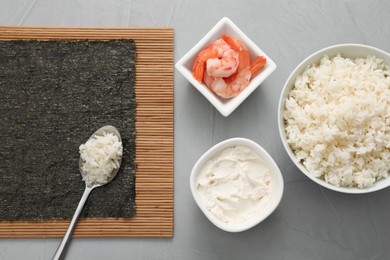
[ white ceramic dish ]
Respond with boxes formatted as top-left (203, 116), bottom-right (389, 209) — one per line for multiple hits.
top-left (175, 17), bottom-right (277, 117)
top-left (278, 43), bottom-right (390, 194)
top-left (190, 138), bottom-right (284, 232)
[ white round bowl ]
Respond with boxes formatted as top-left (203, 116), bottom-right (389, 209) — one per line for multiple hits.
top-left (190, 138), bottom-right (284, 232)
top-left (278, 44), bottom-right (390, 194)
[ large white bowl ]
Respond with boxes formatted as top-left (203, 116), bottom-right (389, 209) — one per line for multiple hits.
top-left (278, 44), bottom-right (390, 194)
top-left (190, 138), bottom-right (284, 232)
top-left (175, 17), bottom-right (277, 117)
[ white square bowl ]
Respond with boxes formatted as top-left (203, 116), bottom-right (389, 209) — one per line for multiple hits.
top-left (175, 17), bottom-right (277, 117)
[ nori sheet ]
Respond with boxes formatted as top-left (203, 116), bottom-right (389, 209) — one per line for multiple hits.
top-left (0, 40), bottom-right (136, 220)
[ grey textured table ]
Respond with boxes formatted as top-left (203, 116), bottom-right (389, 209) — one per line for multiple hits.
top-left (1, 0), bottom-right (390, 259)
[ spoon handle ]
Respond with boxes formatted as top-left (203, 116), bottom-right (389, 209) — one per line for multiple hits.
top-left (53, 186), bottom-right (93, 260)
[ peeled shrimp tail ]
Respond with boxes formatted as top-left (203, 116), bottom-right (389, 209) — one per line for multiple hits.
top-left (221, 34), bottom-right (246, 52)
top-left (192, 46), bottom-right (219, 82)
top-left (250, 56), bottom-right (267, 79)
top-left (193, 57), bottom-right (206, 82)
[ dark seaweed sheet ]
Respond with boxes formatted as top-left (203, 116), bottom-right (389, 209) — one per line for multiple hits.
top-left (0, 40), bottom-right (136, 220)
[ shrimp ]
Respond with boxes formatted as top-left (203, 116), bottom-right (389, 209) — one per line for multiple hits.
top-left (193, 35), bottom-right (267, 99)
top-left (206, 39), bottom-right (239, 78)
top-left (192, 45), bottom-right (219, 82)
top-left (221, 35), bottom-right (266, 77)
top-left (193, 39), bottom-right (239, 82)
top-left (250, 55), bottom-right (267, 77)
top-left (203, 35), bottom-right (251, 98)
top-left (203, 65), bottom-right (251, 98)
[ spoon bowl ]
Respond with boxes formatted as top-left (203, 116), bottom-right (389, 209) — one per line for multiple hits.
top-left (53, 125), bottom-right (123, 260)
top-left (79, 125), bottom-right (122, 188)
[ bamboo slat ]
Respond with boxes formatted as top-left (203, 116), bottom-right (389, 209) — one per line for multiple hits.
top-left (0, 26), bottom-right (174, 238)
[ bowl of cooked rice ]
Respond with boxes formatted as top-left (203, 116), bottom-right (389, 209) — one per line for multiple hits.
top-left (278, 44), bottom-right (390, 193)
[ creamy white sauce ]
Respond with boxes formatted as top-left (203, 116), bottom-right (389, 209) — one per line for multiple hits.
top-left (196, 145), bottom-right (273, 224)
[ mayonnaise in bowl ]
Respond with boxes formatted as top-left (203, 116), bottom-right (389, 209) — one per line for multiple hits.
top-left (190, 138), bottom-right (284, 232)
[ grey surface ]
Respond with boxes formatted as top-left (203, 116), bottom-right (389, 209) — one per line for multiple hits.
top-left (1, 0), bottom-right (390, 259)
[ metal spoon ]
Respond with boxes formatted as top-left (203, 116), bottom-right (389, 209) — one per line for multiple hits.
top-left (53, 125), bottom-right (122, 260)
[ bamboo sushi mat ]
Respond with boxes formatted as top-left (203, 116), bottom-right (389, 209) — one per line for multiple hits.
top-left (0, 27), bottom-right (174, 238)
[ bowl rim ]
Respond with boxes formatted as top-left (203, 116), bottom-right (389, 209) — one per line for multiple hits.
top-left (190, 137), bottom-right (284, 232)
top-left (278, 43), bottom-right (390, 194)
top-left (175, 17), bottom-right (277, 117)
